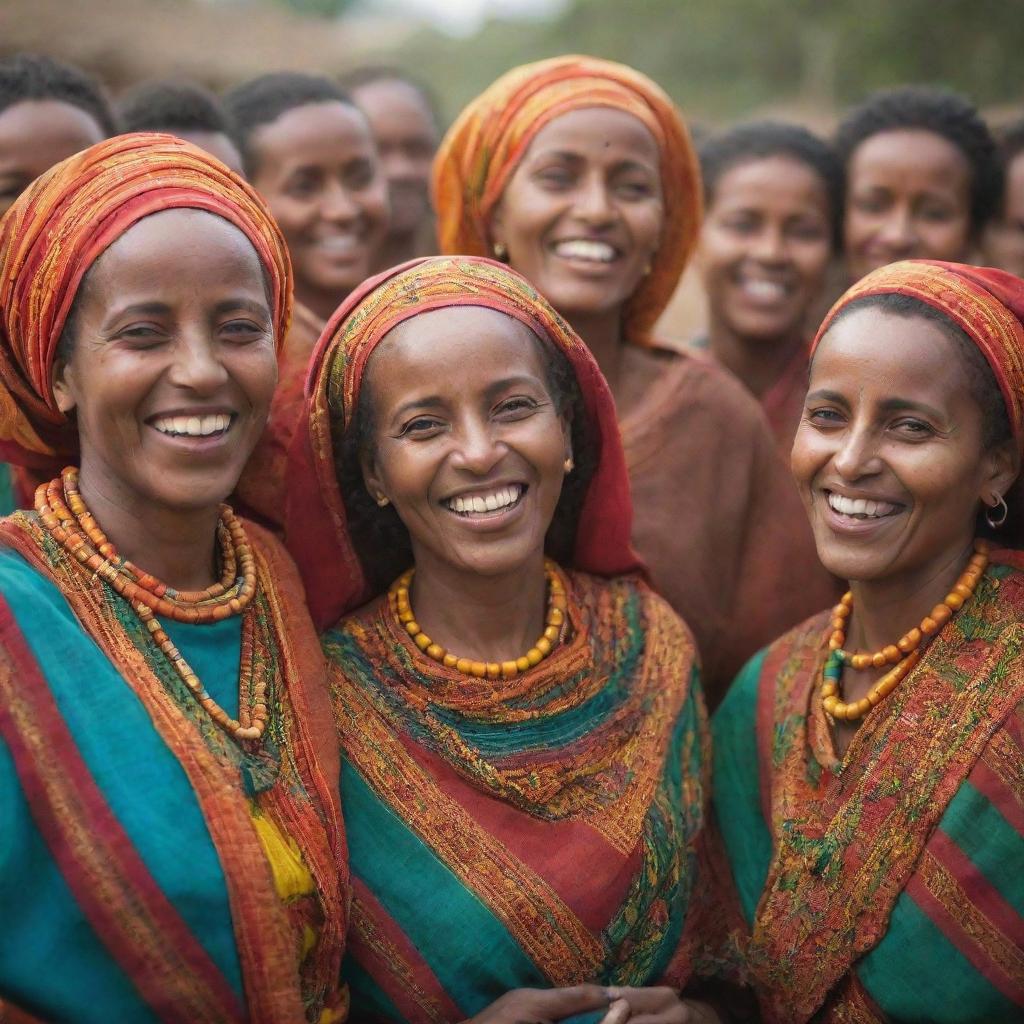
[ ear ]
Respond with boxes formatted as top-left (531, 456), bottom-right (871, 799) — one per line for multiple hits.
top-left (359, 447), bottom-right (389, 509)
top-left (51, 356), bottom-right (77, 415)
top-left (560, 405), bottom-right (573, 463)
top-left (488, 202), bottom-right (507, 252)
top-left (980, 439), bottom-right (1020, 507)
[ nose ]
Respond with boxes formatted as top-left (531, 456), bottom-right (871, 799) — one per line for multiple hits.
top-left (876, 206), bottom-right (917, 254)
top-left (167, 330), bottom-right (229, 394)
top-left (832, 421), bottom-right (883, 481)
top-left (450, 416), bottom-right (505, 476)
top-left (751, 224), bottom-right (787, 263)
top-left (321, 180), bottom-right (360, 224)
top-left (572, 174), bottom-right (616, 226)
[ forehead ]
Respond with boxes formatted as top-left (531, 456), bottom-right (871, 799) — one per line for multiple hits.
top-left (0, 99), bottom-right (104, 167)
top-left (253, 101), bottom-right (372, 162)
top-left (713, 154), bottom-right (830, 210)
top-left (524, 106), bottom-right (660, 164)
top-left (87, 208), bottom-right (263, 290)
top-left (813, 305), bottom-right (971, 401)
top-left (352, 80), bottom-right (434, 128)
top-left (366, 305), bottom-right (548, 395)
top-left (849, 129), bottom-right (971, 187)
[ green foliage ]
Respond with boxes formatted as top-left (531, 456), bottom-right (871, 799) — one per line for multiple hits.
top-left (273, 0), bottom-right (355, 18)
top-left (375, 0), bottom-right (1024, 126)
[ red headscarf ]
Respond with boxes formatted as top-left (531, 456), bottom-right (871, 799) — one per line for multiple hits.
top-left (432, 55), bottom-right (701, 348)
top-left (285, 255), bottom-right (642, 630)
top-left (0, 132), bottom-right (292, 470)
top-left (813, 260), bottom-right (1024, 448)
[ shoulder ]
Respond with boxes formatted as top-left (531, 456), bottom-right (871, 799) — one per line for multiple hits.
top-left (568, 567), bottom-right (694, 637)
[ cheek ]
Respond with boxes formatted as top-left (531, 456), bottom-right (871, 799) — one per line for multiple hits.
top-left (226, 346), bottom-right (279, 414)
top-left (793, 242), bottom-right (832, 286)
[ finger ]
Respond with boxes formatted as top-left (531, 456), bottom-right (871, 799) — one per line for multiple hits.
top-left (598, 998), bottom-right (632, 1024)
top-left (533, 983), bottom-right (613, 1018)
top-left (600, 987), bottom-right (678, 1014)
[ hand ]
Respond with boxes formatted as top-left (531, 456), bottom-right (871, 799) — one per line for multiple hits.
top-left (465, 984), bottom-right (615, 1024)
top-left (602, 987), bottom-right (722, 1024)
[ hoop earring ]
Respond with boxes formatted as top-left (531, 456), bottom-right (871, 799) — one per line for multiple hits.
top-left (493, 241), bottom-right (508, 261)
top-left (986, 493), bottom-right (1008, 529)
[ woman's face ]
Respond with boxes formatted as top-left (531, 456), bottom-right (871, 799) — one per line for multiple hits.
top-left (490, 107), bottom-right (663, 328)
top-left (360, 306), bottom-right (571, 581)
top-left (52, 208), bottom-right (278, 516)
top-left (844, 129), bottom-right (973, 282)
top-left (981, 150), bottom-right (1024, 278)
top-left (0, 99), bottom-right (106, 216)
top-left (792, 306), bottom-right (1017, 587)
top-left (249, 101), bottom-right (389, 317)
top-left (697, 155), bottom-right (833, 346)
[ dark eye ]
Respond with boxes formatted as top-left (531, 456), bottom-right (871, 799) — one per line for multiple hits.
top-left (400, 416), bottom-right (444, 437)
top-left (808, 406), bottom-right (845, 426)
top-left (852, 194), bottom-right (888, 215)
top-left (285, 173), bottom-right (319, 198)
top-left (722, 215), bottom-right (759, 235)
top-left (118, 324), bottom-right (165, 346)
top-left (495, 396), bottom-right (539, 419)
top-left (344, 160), bottom-right (376, 190)
top-left (894, 417), bottom-right (934, 438)
top-left (615, 179), bottom-right (655, 200)
top-left (919, 203), bottom-right (955, 224)
top-left (788, 220), bottom-right (828, 242)
top-left (221, 319), bottom-right (267, 342)
top-left (534, 167), bottom-right (574, 190)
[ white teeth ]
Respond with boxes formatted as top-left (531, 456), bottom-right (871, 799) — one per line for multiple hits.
top-left (152, 413), bottom-right (232, 438)
top-left (828, 493), bottom-right (899, 519)
top-left (448, 485), bottom-right (523, 515)
top-left (742, 279), bottom-right (787, 300)
top-left (553, 239), bottom-right (617, 263)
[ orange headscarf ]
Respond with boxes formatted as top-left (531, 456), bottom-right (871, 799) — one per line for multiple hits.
top-left (0, 132), bottom-right (292, 469)
top-left (432, 55), bottom-right (701, 347)
top-left (285, 255), bottom-right (642, 630)
top-left (813, 260), bottom-right (1024, 447)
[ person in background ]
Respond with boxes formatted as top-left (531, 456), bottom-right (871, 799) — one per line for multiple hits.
top-left (285, 255), bottom-right (738, 1024)
top-left (433, 55), bottom-right (836, 705)
top-left (713, 259), bottom-right (1024, 1022)
top-left (225, 72), bottom-right (389, 531)
top-left (118, 78), bottom-right (245, 175)
top-left (837, 86), bottom-right (1001, 284)
top-left (0, 53), bottom-right (118, 516)
top-left (695, 121), bottom-right (842, 455)
top-left (982, 117), bottom-right (1024, 278)
top-left (0, 134), bottom-right (346, 1024)
top-left (343, 66), bottom-right (440, 270)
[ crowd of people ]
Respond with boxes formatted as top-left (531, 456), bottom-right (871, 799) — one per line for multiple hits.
top-left (0, 46), bottom-right (1021, 1024)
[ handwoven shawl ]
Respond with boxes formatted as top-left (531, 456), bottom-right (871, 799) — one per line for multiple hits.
top-left (0, 515), bottom-right (347, 1023)
top-left (285, 254), bottom-right (642, 629)
top-left (0, 132), bottom-right (292, 471)
top-left (432, 55), bottom-right (701, 347)
top-left (713, 551), bottom-right (1024, 1022)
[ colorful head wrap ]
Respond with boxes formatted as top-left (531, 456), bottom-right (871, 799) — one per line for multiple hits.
top-left (285, 254), bottom-right (642, 629)
top-left (0, 132), bottom-right (292, 469)
top-left (812, 259), bottom-right (1024, 448)
top-left (432, 55), bottom-right (701, 347)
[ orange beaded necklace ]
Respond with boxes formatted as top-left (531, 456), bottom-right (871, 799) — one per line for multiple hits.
top-left (821, 538), bottom-right (990, 721)
top-left (36, 467), bottom-right (266, 742)
top-left (389, 559), bottom-right (568, 680)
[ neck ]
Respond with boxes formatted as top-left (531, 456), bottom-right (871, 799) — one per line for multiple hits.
top-left (571, 309), bottom-right (625, 401)
top-left (707, 318), bottom-right (804, 399)
top-left (76, 459), bottom-right (223, 594)
top-left (297, 282), bottom-right (350, 324)
top-left (406, 548), bottom-right (549, 663)
top-left (845, 537), bottom-right (976, 654)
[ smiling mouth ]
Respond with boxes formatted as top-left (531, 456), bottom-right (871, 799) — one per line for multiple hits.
top-left (826, 491), bottom-right (904, 520)
top-left (444, 484), bottom-right (526, 518)
top-left (149, 413), bottom-right (235, 439)
top-left (551, 239), bottom-right (620, 264)
top-left (738, 277), bottom-right (791, 302)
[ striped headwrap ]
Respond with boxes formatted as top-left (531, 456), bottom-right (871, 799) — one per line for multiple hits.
top-left (285, 255), bottom-right (642, 628)
top-left (0, 132), bottom-right (292, 468)
top-left (813, 259), bottom-right (1024, 448)
top-left (432, 55), bottom-right (701, 347)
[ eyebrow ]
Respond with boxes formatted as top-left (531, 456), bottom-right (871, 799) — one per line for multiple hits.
top-left (807, 388), bottom-right (946, 420)
top-left (531, 149), bottom-right (657, 172)
top-left (105, 297), bottom-right (270, 323)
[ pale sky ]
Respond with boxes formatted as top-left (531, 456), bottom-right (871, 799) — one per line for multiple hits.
top-left (365, 0), bottom-right (567, 35)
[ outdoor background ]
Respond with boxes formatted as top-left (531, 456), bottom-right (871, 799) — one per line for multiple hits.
top-left (2, 0), bottom-right (1021, 131)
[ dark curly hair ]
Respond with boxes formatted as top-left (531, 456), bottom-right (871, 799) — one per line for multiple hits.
top-left (118, 79), bottom-right (239, 142)
top-left (333, 326), bottom-right (594, 594)
top-left (835, 86), bottom-right (1001, 237)
top-left (0, 53), bottom-right (117, 135)
top-left (223, 72), bottom-right (356, 176)
top-left (699, 120), bottom-right (844, 247)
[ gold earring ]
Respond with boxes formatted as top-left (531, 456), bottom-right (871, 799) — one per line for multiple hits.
top-left (376, 494), bottom-right (390, 508)
top-left (564, 456), bottom-right (574, 474)
top-left (986, 493), bottom-right (1008, 528)
top-left (493, 241), bottom-right (508, 260)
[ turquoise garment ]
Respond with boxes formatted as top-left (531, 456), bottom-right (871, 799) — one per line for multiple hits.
top-left (0, 549), bottom-right (246, 1022)
top-left (0, 464), bottom-right (17, 516)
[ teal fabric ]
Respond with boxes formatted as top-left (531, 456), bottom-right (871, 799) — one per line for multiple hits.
top-left (711, 649), bottom-right (772, 925)
top-left (0, 464), bottom-right (16, 516)
top-left (0, 549), bottom-right (246, 1022)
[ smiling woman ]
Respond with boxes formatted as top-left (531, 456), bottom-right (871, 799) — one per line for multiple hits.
top-left (713, 259), bottom-right (1024, 1023)
top-left (433, 56), bottom-right (838, 703)
top-left (0, 135), bottom-right (347, 1023)
top-left (284, 255), bottom-right (741, 1024)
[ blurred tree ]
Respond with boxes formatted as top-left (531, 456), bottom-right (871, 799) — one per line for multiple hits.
top-left (274, 0), bottom-right (355, 18)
